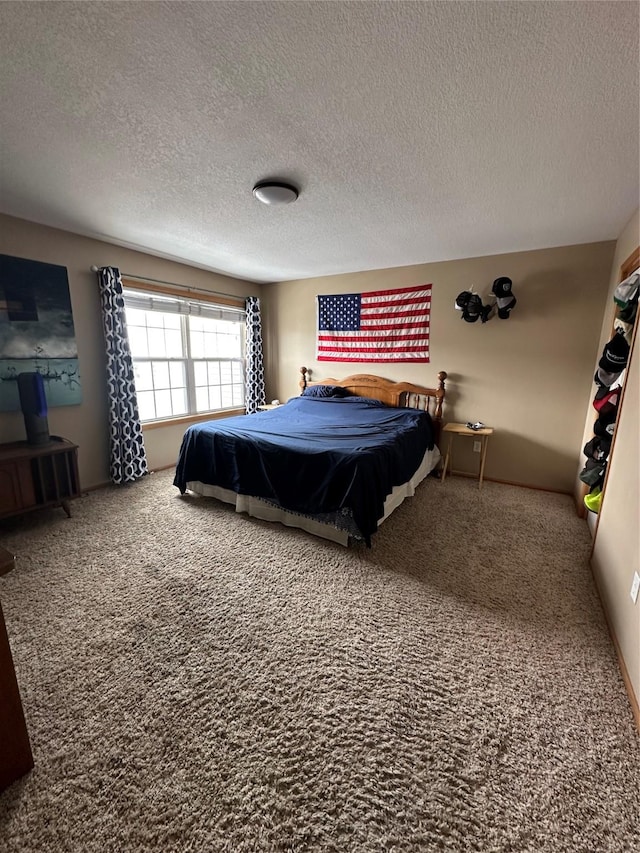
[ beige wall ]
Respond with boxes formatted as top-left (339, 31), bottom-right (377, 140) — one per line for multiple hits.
top-left (0, 214), bottom-right (260, 489)
top-left (263, 241), bottom-right (615, 492)
top-left (589, 208), bottom-right (639, 708)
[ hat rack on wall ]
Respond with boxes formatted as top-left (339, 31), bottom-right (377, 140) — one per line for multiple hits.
top-left (454, 277), bottom-right (517, 324)
top-left (579, 251), bottom-right (639, 520)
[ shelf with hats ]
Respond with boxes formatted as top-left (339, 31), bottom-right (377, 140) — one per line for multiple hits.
top-left (580, 252), bottom-right (639, 519)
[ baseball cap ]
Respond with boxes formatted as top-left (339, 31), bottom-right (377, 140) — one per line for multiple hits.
top-left (593, 411), bottom-right (616, 439)
top-left (594, 367), bottom-right (622, 388)
top-left (579, 458), bottom-right (607, 488)
top-left (584, 486), bottom-right (603, 514)
top-left (599, 332), bottom-right (630, 374)
top-left (583, 435), bottom-right (611, 461)
top-left (613, 271), bottom-right (639, 308)
top-left (618, 290), bottom-right (638, 325)
top-left (593, 387), bottom-right (620, 416)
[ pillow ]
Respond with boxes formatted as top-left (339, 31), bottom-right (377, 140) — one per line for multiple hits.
top-left (342, 396), bottom-right (387, 407)
top-left (301, 384), bottom-right (352, 398)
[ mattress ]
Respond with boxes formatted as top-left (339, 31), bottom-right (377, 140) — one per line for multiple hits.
top-left (185, 444), bottom-right (440, 546)
top-left (174, 395), bottom-right (436, 544)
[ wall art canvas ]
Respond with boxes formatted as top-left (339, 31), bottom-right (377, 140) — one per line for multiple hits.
top-left (0, 254), bottom-right (82, 412)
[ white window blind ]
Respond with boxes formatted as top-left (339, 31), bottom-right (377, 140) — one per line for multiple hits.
top-left (123, 289), bottom-right (245, 323)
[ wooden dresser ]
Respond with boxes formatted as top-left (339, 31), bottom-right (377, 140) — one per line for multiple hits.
top-left (0, 438), bottom-right (80, 520)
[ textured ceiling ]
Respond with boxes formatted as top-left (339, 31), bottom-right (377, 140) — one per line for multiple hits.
top-left (0, 1), bottom-right (638, 283)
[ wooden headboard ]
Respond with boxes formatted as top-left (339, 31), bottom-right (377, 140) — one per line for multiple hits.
top-left (298, 367), bottom-right (447, 445)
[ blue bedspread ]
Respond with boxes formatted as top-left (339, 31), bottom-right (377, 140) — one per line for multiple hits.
top-left (173, 396), bottom-right (434, 544)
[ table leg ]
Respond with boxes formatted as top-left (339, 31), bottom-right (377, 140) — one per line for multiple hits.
top-left (441, 435), bottom-right (453, 482)
top-left (478, 435), bottom-right (490, 489)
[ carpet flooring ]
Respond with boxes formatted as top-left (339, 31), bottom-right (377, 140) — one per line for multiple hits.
top-left (0, 470), bottom-right (638, 853)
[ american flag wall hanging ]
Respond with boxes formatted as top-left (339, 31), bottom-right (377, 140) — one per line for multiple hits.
top-left (316, 284), bottom-right (431, 363)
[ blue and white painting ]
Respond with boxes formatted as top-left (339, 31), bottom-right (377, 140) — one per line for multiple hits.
top-left (0, 254), bottom-right (82, 412)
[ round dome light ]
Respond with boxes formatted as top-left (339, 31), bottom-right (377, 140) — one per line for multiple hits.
top-left (252, 181), bottom-right (299, 205)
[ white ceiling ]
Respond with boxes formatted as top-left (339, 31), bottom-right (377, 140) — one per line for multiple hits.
top-left (0, 1), bottom-right (638, 283)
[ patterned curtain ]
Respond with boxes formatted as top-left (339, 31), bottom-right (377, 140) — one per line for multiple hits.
top-left (245, 296), bottom-right (266, 414)
top-left (97, 267), bottom-right (148, 484)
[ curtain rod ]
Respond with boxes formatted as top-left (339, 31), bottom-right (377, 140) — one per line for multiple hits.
top-left (89, 266), bottom-right (248, 302)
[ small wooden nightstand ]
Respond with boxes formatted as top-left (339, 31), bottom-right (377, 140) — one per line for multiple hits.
top-left (441, 423), bottom-right (494, 489)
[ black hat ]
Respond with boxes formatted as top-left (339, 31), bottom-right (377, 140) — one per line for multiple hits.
top-left (456, 291), bottom-right (484, 322)
top-left (594, 411), bottom-right (616, 439)
top-left (491, 277), bottom-right (517, 319)
top-left (583, 435), bottom-right (611, 462)
top-left (579, 458), bottom-right (607, 488)
top-left (599, 331), bottom-right (630, 374)
top-left (492, 277), bottom-right (513, 298)
top-left (455, 291), bottom-right (471, 311)
top-left (463, 293), bottom-right (483, 322)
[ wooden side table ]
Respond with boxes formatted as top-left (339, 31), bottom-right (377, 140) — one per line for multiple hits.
top-left (441, 423), bottom-right (494, 489)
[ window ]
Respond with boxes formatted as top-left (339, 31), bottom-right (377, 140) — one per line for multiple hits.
top-left (123, 287), bottom-right (246, 423)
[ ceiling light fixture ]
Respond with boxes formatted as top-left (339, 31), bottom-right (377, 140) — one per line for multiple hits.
top-left (252, 180), bottom-right (299, 205)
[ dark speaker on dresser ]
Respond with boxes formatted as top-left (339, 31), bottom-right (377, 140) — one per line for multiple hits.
top-left (17, 372), bottom-right (50, 446)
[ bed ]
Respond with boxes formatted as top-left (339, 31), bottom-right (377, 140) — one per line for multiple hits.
top-left (174, 369), bottom-right (447, 546)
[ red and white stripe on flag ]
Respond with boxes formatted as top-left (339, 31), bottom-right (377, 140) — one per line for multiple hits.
top-left (317, 284), bottom-right (431, 363)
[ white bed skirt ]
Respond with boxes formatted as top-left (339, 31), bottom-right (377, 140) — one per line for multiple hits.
top-left (185, 445), bottom-right (441, 545)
